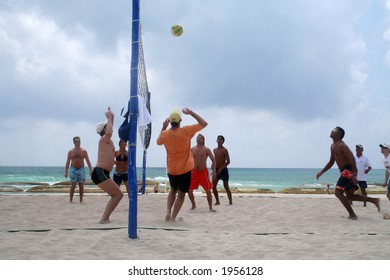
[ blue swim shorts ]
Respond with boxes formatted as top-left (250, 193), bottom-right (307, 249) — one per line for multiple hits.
top-left (69, 167), bottom-right (86, 183)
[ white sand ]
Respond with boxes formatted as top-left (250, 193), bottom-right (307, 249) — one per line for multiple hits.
top-left (1, 193), bottom-right (390, 260)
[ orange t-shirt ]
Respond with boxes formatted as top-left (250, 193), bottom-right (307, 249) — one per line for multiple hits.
top-left (157, 124), bottom-right (202, 175)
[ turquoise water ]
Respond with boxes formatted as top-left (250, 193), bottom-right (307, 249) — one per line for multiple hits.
top-left (0, 166), bottom-right (386, 192)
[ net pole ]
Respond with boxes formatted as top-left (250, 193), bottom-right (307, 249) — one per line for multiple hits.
top-left (128, 0), bottom-right (140, 239)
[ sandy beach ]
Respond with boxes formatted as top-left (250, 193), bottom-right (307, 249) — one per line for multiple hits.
top-left (1, 191), bottom-right (390, 260)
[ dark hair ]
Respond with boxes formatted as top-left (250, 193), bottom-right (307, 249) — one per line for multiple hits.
top-left (119, 139), bottom-right (126, 146)
top-left (335, 127), bottom-right (345, 139)
top-left (217, 135), bottom-right (225, 142)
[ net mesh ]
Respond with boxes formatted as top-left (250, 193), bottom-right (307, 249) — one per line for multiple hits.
top-left (137, 29), bottom-right (151, 150)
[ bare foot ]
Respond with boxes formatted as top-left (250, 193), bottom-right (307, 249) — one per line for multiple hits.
top-left (165, 215), bottom-right (171, 222)
top-left (190, 206), bottom-right (196, 210)
top-left (171, 217), bottom-right (183, 222)
top-left (99, 219), bottom-right (111, 224)
top-left (214, 202), bottom-right (220, 205)
top-left (209, 209), bottom-right (216, 213)
top-left (348, 215), bottom-right (358, 220)
top-left (374, 198), bottom-right (381, 212)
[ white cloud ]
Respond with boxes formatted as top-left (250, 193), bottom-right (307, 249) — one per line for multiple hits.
top-left (0, 10), bottom-right (129, 121)
top-left (1, 0), bottom-right (390, 169)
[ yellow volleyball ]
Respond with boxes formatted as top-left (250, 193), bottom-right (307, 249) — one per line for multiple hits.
top-left (171, 24), bottom-right (183, 37)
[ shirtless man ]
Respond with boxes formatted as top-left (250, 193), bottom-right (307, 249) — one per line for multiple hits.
top-left (64, 136), bottom-right (93, 203)
top-left (188, 134), bottom-right (217, 212)
top-left (212, 135), bottom-right (232, 205)
top-left (316, 127), bottom-right (380, 220)
top-left (114, 140), bottom-right (129, 197)
top-left (91, 107), bottom-right (123, 224)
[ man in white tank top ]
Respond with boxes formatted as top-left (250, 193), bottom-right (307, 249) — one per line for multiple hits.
top-left (354, 144), bottom-right (371, 206)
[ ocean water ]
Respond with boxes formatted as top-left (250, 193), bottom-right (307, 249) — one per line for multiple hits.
top-left (0, 166), bottom-right (386, 193)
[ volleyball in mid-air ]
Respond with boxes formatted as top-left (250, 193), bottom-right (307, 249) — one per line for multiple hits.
top-left (171, 24), bottom-right (183, 37)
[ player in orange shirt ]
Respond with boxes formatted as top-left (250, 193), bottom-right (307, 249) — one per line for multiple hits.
top-left (157, 108), bottom-right (207, 222)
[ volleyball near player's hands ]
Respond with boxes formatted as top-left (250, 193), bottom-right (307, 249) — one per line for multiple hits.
top-left (171, 24), bottom-right (183, 37)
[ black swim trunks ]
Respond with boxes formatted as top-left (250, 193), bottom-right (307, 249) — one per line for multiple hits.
top-left (168, 170), bottom-right (192, 193)
top-left (336, 165), bottom-right (358, 191)
top-left (113, 172), bottom-right (128, 184)
top-left (357, 181), bottom-right (368, 189)
top-left (91, 167), bottom-right (110, 185)
top-left (216, 167), bottom-right (229, 181)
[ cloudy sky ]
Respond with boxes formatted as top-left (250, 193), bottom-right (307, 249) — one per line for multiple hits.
top-left (1, 0), bottom-right (390, 169)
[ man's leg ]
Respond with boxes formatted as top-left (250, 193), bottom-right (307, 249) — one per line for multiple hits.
top-left (387, 182), bottom-right (390, 201)
top-left (346, 189), bottom-right (380, 212)
top-left (212, 180), bottom-right (220, 205)
top-left (361, 187), bottom-right (367, 207)
top-left (224, 181), bottom-right (232, 205)
top-left (69, 182), bottom-right (76, 203)
top-left (166, 189), bottom-right (177, 221)
top-left (171, 190), bottom-right (186, 222)
top-left (98, 179), bottom-right (124, 224)
top-left (188, 190), bottom-right (196, 210)
top-left (79, 183), bottom-right (84, 203)
top-left (206, 190), bottom-right (216, 212)
top-left (335, 188), bottom-right (358, 220)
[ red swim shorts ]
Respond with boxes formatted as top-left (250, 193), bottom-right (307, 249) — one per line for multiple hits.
top-left (189, 168), bottom-right (212, 191)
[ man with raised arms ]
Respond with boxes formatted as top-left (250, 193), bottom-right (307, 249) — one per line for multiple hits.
top-left (91, 107), bottom-right (123, 224)
top-left (157, 108), bottom-right (207, 222)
